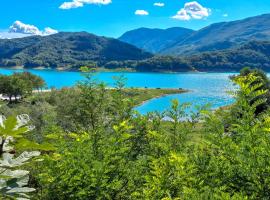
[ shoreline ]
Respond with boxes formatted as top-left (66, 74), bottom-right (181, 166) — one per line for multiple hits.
top-left (136, 91), bottom-right (189, 107)
top-left (31, 87), bottom-right (189, 106)
top-left (0, 66), bottom-right (241, 74)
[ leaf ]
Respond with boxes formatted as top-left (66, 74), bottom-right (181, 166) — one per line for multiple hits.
top-left (7, 187), bottom-right (36, 194)
top-left (16, 139), bottom-right (56, 151)
top-left (0, 151), bottom-right (40, 167)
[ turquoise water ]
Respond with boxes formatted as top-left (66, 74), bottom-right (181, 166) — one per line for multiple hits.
top-left (0, 69), bottom-right (237, 114)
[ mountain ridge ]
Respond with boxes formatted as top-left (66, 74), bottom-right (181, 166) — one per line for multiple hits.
top-left (119, 27), bottom-right (194, 53)
top-left (120, 13), bottom-right (270, 55)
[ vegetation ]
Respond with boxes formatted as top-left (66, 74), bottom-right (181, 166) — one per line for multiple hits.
top-left (115, 88), bottom-right (188, 105)
top-left (0, 114), bottom-right (55, 199)
top-left (186, 40), bottom-right (270, 72)
top-left (0, 69), bottom-right (270, 199)
top-left (0, 72), bottom-right (45, 103)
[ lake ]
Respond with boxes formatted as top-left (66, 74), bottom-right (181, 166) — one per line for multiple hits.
top-left (0, 69), bottom-right (237, 114)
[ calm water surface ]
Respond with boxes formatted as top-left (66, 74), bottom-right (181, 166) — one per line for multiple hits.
top-left (0, 69), bottom-right (237, 114)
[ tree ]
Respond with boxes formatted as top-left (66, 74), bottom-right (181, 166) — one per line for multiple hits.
top-left (231, 67), bottom-right (270, 114)
top-left (0, 72), bottom-right (46, 103)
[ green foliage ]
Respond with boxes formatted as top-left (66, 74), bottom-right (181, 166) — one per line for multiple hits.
top-left (0, 72), bottom-right (45, 103)
top-left (0, 115), bottom-right (40, 200)
top-left (189, 72), bottom-right (270, 199)
top-left (2, 68), bottom-right (270, 199)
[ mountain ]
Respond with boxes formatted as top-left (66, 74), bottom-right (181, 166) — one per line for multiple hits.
top-left (118, 27), bottom-right (194, 53)
top-left (184, 40), bottom-right (270, 72)
top-left (120, 14), bottom-right (270, 56)
top-left (0, 32), bottom-right (152, 69)
top-left (163, 14), bottom-right (270, 55)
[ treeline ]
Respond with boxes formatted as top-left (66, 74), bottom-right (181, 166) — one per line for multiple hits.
top-left (103, 56), bottom-right (194, 72)
top-left (1, 68), bottom-right (270, 199)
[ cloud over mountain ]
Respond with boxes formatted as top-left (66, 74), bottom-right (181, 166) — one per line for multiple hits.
top-left (59, 0), bottom-right (112, 9)
top-left (172, 1), bottom-right (210, 20)
top-left (9, 21), bottom-right (41, 35)
top-left (8, 21), bottom-right (58, 37)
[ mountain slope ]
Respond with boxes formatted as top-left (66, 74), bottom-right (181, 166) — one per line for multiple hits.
top-left (0, 32), bottom-right (152, 69)
top-left (163, 13), bottom-right (270, 55)
top-left (185, 40), bottom-right (270, 71)
top-left (119, 27), bottom-right (194, 53)
top-left (101, 40), bottom-right (270, 72)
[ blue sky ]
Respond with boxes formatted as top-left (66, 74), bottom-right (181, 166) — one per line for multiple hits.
top-left (1, 0), bottom-right (270, 38)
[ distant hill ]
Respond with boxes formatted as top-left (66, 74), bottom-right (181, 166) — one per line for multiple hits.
top-left (164, 14), bottom-right (270, 55)
top-left (0, 32), bottom-right (152, 69)
top-left (120, 14), bottom-right (270, 56)
top-left (118, 27), bottom-right (194, 53)
top-left (185, 40), bottom-right (270, 72)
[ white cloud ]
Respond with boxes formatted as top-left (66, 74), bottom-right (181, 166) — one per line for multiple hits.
top-left (172, 1), bottom-right (211, 20)
top-left (154, 2), bottom-right (165, 7)
top-left (135, 10), bottom-right (149, 16)
top-left (9, 21), bottom-right (42, 35)
top-left (59, 1), bottom-right (83, 9)
top-left (43, 27), bottom-right (59, 35)
top-left (223, 13), bottom-right (228, 17)
top-left (59, 0), bottom-right (111, 9)
top-left (8, 21), bottom-right (58, 36)
top-left (172, 9), bottom-right (191, 20)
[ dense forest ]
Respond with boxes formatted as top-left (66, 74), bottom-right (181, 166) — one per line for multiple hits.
top-left (1, 67), bottom-right (270, 199)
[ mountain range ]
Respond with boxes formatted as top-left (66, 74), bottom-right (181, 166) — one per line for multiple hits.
top-left (119, 13), bottom-right (270, 56)
top-left (0, 13), bottom-right (270, 72)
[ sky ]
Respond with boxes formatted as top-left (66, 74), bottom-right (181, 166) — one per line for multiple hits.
top-left (0, 0), bottom-right (270, 38)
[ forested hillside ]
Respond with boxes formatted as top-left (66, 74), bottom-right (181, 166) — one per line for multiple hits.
top-left (0, 32), bottom-right (152, 69)
top-left (186, 40), bottom-right (270, 71)
top-left (104, 40), bottom-right (270, 72)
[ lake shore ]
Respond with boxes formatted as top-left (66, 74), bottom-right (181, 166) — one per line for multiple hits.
top-left (123, 88), bottom-right (189, 106)
top-left (31, 87), bottom-right (189, 106)
top-left (0, 66), bottom-right (241, 73)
